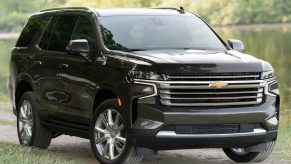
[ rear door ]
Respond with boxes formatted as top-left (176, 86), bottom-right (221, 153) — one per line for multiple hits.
top-left (34, 15), bottom-right (78, 120)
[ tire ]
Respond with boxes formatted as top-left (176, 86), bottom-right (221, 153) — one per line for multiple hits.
top-left (223, 141), bottom-right (276, 163)
top-left (90, 99), bottom-right (143, 164)
top-left (17, 91), bottom-right (52, 149)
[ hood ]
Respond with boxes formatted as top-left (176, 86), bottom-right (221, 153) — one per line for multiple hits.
top-left (128, 49), bottom-right (271, 73)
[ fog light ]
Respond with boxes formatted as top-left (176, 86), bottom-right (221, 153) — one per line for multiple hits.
top-left (134, 118), bottom-right (163, 129)
top-left (266, 117), bottom-right (278, 126)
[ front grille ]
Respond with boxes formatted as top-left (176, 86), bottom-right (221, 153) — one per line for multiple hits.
top-left (161, 123), bottom-right (262, 134)
top-left (159, 72), bottom-right (264, 107)
top-left (167, 72), bottom-right (261, 81)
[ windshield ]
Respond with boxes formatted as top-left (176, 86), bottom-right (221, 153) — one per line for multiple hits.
top-left (98, 15), bottom-right (227, 52)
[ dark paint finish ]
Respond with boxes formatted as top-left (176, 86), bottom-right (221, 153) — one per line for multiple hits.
top-left (9, 8), bottom-right (279, 151)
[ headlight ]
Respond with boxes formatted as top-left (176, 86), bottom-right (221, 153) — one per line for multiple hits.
top-left (133, 81), bottom-right (157, 99)
top-left (265, 81), bottom-right (279, 96)
top-left (261, 71), bottom-right (276, 79)
top-left (129, 71), bottom-right (164, 80)
top-left (262, 71), bottom-right (279, 96)
top-left (130, 71), bottom-right (159, 99)
top-left (133, 83), bottom-right (154, 95)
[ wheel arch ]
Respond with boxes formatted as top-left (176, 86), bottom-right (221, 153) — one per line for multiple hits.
top-left (15, 77), bottom-right (34, 112)
top-left (92, 85), bottom-right (119, 114)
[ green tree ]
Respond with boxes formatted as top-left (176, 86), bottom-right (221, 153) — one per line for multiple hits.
top-left (0, 0), bottom-right (291, 32)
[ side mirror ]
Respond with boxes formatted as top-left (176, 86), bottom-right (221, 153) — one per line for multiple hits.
top-left (227, 39), bottom-right (244, 53)
top-left (66, 39), bottom-right (90, 59)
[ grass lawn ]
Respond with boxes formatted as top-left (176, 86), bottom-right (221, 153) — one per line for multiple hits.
top-left (272, 112), bottom-right (291, 161)
top-left (0, 103), bottom-right (290, 163)
top-left (0, 119), bottom-right (15, 126)
top-left (0, 142), bottom-right (82, 164)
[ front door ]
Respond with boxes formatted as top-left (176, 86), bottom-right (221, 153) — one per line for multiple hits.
top-left (57, 15), bottom-right (101, 124)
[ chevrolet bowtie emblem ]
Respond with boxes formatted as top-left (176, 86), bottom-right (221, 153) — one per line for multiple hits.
top-left (209, 81), bottom-right (228, 88)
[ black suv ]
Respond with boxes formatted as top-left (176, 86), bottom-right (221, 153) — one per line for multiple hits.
top-left (9, 7), bottom-right (280, 164)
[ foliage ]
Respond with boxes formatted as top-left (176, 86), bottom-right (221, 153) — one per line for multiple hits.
top-left (0, 0), bottom-right (65, 32)
top-left (0, 142), bottom-right (81, 164)
top-left (191, 0), bottom-right (291, 25)
top-left (0, 40), bottom-right (16, 101)
top-left (0, 0), bottom-right (290, 32)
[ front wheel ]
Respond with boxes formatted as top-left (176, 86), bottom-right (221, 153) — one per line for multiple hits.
top-left (223, 141), bottom-right (276, 163)
top-left (90, 99), bottom-right (143, 164)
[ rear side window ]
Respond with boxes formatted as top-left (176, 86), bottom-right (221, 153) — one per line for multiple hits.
top-left (16, 18), bottom-right (50, 47)
top-left (46, 15), bottom-right (78, 52)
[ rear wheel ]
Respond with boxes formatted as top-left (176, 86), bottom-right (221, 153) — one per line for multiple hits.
top-left (17, 92), bottom-right (52, 149)
top-left (90, 99), bottom-right (143, 164)
top-left (223, 142), bottom-right (276, 163)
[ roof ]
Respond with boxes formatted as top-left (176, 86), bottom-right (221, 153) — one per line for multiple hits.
top-left (37, 7), bottom-right (194, 17)
top-left (93, 8), bottom-right (193, 16)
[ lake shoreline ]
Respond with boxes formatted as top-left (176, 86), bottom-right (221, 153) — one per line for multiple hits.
top-left (214, 22), bottom-right (291, 29)
top-left (0, 33), bottom-right (19, 39)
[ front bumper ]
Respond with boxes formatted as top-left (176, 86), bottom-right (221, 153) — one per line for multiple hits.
top-left (129, 96), bottom-right (279, 150)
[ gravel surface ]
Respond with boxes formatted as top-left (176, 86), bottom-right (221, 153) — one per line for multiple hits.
top-left (0, 108), bottom-right (288, 164)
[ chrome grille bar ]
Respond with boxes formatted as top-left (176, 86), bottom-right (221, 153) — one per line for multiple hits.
top-left (134, 74), bottom-right (265, 107)
top-left (159, 84), bottom-right (264, 89)
top-left (167, 75), bottom-right (260, 79)
top-left (160, 99), bottom-right (263, 107)
top-left (160, 88), bottom-right (263, 95)
top-left (166, 72), bottom-right (261, 81)
top-left (160, 95), bottom-right (262, 100)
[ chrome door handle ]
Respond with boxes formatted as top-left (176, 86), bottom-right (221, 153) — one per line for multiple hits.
top-left (33, 60), bottom-right (42, 65)
top-left (58, 63), bottom-right (69, 69)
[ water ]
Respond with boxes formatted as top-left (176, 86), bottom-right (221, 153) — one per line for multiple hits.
top-left (216, 24), bottom-right (291, 111)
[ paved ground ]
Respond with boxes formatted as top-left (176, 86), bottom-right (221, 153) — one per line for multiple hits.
top-left (0, 103), bottom-right (287, 164)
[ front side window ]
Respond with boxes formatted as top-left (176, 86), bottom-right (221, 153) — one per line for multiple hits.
top-left (98, 15), bottom-right (226, 52)
top-left (47, 15), bottom-right (78, 52)
top-left (73, 16), bottom-right (97, 55)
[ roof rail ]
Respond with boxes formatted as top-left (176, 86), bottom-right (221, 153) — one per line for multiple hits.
top-left (39, 7), bottom-right (90, 12)
top-left (152, 7), bottom-right (185, 14)
top-left (154, 7), bottom-right (179, 10)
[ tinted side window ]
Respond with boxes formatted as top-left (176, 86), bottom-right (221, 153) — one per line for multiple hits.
top-left (16, 18), bottom-right (50, 47)
top-left (73, 17), bottom-right (97, 55)
top-left (47, 16), bottom-right (78, 52)
top-left (38, 17), bottom-right (57, 50)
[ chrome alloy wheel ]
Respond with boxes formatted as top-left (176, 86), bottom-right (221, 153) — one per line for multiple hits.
top-left (94, 108), bottom-right (126, 160)
top-left (230, 148), bottom-right (248, 155)
top-left (18, 100), bottom-right (33, 144)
